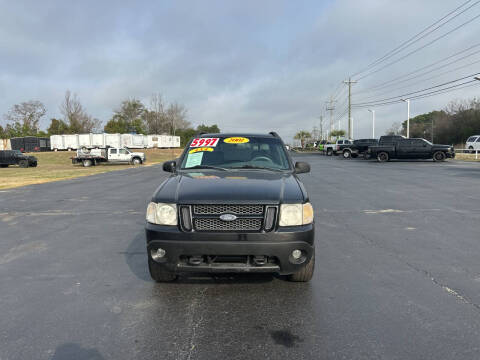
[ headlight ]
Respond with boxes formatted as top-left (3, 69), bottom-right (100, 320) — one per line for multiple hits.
top-left (146, 202), bottom-right (177, 225)
top-left (279, 202), bottom-right (314, 226)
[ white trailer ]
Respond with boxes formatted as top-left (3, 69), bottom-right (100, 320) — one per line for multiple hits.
top-left (147, 135), bottom-right (160, 148)
top-left (64, 135), bottom-right (79, 150)
top-left (78, 134), bottom-right (92, 148)
top-left (132, 134), bottom-right (147, 148)
top-left (0, 139), bottom-right (11, 150)
top-left (50, 135), bottom-right (64, 151)
top-left (105, 133), bottom-right (121, 148)
top-left (173, 136), bottom-right (180, 147)
top-left (91, 133), bottom-right (105, 148)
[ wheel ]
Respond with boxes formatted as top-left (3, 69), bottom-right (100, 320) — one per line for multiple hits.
top-left (131, 157), bottom-right (142, 165)
top-left (0, 164), bottom-right (8, 168)
top-left (19, 160), bottom-right (29, 168)
top-left (83, 159), bottom-right (93, 167)
top-left (342, 150), bottom-right (351, 159)
top-left (148, 256), bottom-right (177, 282)
top-left (469, 146), bottom-right (474, 154)
top-left (326, 148), bottom-right (333, 156)
top-left (32, 163), bottom-right (38, 167)
top-left (377, 152), bottom-right (389, 162)
top-left (433, 151), bottom-right (446, 162)
top-left (288, 249), bottom-right (315, 282)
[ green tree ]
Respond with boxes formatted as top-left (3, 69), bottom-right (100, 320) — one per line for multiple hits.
top-left (106, 98), bottom-right (146, 134)
top-left (330, 129), bottom-right (346, 138)
top-left (176, 128), bottom-right (197, 147)
top-left (294, 130), bottom-right (311, 148)
top-left (47, 118), bottom-right (70, 135)
top-left (0, 125), bottom-right (5, 138)
top-left (196, 124), bottom-right (220, 133)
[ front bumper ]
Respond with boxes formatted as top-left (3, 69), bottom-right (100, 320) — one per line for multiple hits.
top-left (145, 223), bottom-right (314, 275)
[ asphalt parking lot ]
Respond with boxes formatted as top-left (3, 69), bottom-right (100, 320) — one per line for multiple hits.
top-left (1, 154), bottom-right (480, 360)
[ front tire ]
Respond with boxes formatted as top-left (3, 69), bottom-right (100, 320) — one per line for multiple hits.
top-left (288, 249), bottom-right (315, 282)
top-left (326, 148), bottom-right (333, 156)
top-left (343, 150), bottom-right (351, 159)
top-left (377, 152), bottom-right (389, 162)
top-left (83, 159), bottom-right (93, 167)
top-left (148, 256), bottom-right (177, 282)
top-left (433, 151), bottom-right (446, 162)
top-left (469, 146), bottom-right (474, 154)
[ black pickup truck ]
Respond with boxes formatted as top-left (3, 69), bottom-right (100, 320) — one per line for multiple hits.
top-left (338, 138), bottom-right (379, 159)
top-left (367, 136), bottom-right (455, 162)
top-left (145, 132), bottom-right (315, 282)
top-left (0, 150), bottom-right (38, 168)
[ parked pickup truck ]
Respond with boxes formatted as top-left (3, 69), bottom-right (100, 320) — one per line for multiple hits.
top-left (367, 136), bottom-right (455, 162)
top-left (0, 150), bottom-right (38, 168)
top-left (72, 147), bottom-right (146, 167)
top-left (146, 132), bottom-right (315, 282)
top-left (337, 138), bottom-right (379, 159)
top-left (324, 139), bottom-right (352, 156)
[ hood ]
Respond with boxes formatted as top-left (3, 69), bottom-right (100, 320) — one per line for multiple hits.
top-left (432, 144), bottom-right (453, 150)
top-left (152, 170), bottom-right (307, 204)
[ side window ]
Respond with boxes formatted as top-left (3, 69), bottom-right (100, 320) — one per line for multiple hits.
top-left (338, 140), bottom-right (343, 145)
top-left (467, 137), bottom-right (476, 142)
top-left (476, 137), bottom-right (480, 142)
top-left (110, 149), bottom-right (117, 154)
top-left (119, 149), bottom-right (127, 155)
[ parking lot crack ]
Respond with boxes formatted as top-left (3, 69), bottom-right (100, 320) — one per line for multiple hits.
top-left (405, 261), bottom-right (480, 312)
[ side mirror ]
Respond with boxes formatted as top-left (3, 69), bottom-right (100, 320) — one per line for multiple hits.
top-left (294, 161), bottom-right (310, 174)
top-left (162, 160), bottom-right (176, 173)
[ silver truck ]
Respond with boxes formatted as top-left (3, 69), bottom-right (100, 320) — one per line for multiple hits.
top-left (72, 147), bottom-right (146, 167)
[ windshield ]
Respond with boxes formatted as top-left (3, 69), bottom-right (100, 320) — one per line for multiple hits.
top-left (180, 136), bottom-right (291, 171)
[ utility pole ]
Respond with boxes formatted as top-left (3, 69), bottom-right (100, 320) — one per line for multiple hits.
top-left (325, 98), bottom-right (336, 139)
top-left (401, 98), bottom-right (410, 138)
top-left (368, 109), bottom-right (375, 138)
top-left (343, 78), bottom-right (357, 139)
top-left (318, 115), bottom-right (324, 140)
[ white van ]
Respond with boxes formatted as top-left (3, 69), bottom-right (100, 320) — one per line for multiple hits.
top-left (466, 135), bottom-right (480, 151)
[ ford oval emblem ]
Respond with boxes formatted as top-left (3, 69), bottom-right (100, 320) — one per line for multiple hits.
top-left (220, 213), bottom-right (237, 221)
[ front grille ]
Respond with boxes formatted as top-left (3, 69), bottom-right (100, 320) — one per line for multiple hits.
top-left (193, 204), bottom-right (263, 215)
top-left (194, 218), bottom-right (262, 232)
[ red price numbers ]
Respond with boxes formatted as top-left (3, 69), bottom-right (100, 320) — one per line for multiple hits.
top-left (190, 138), bottom-right (219, 147)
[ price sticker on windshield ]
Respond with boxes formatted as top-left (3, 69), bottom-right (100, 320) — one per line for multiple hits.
top-left (190, 138), bottom-right (219, 147)
top-left (224, 137), bottom-right (249, 144)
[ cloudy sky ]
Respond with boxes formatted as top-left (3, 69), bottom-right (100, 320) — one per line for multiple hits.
top-left (1, 0), bottom-right (480, 143)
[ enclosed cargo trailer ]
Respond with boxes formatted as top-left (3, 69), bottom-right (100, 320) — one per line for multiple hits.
top-left (50, 135), bottom-right (64, 151)
top-left (64, 135), bottom-right (79, 150)
top-left (105, 133), bottom-right (121, 148)
top-left (91, 133), bottom-right (105, 148)
top-left (78, 134), bottom-right (92, 148)
top-left (10, 137), bottom-right (51, 152)
top-left (0, 139), bottom-right (11, 150)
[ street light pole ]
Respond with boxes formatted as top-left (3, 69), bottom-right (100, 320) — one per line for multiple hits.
top-left (401, 99), bottom-right (410, 138)
top-left (368, 109), bottom-right (375, 138)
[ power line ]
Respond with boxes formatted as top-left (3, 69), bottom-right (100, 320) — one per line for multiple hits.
top-left (356, 58), bottom-right (480, 103)
top-left (352, 80), bottom-right (480, 108)
top-left (355, 42), bottom-right (480, 96)
top-left (351, 0), bottom-right (478, 78)
top-left (353, 72), bottom-right (480, 106)
top-left (357, 12), bottom-right (480, 81)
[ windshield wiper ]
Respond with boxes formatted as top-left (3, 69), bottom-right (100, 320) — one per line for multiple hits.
top-left (230, 165), bottom-right (284, 172)
top-left (185, 165), bottom-right (228, 171)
